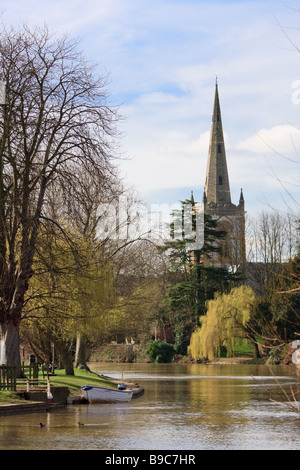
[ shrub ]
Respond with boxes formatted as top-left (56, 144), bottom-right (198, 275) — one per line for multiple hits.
top-left (146, 340), bottom-right (175, 363)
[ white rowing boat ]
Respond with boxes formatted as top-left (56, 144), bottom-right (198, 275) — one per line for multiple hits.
top-left (81, 384), bottom-right (133, 403)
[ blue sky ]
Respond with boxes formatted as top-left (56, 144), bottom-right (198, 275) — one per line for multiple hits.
top-left (1, 0), bottom-right (300, 216)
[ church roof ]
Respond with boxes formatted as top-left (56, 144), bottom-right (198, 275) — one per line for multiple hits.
top-left (204, 79), bottom-right (232, 206)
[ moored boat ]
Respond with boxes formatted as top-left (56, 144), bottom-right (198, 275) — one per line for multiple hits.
top-left (81, 384), bottom-right (133, 403)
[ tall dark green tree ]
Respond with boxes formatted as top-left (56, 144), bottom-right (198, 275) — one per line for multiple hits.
top-left (160, 199), bottom-right (242, 354)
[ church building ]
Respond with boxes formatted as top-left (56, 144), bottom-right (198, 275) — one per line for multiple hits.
top-left (196, 80), bottom-right (246, 269)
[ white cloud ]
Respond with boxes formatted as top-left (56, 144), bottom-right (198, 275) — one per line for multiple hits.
top-left (0, 0), bottom-right (299, 216)
top-left (0, 0), bottom-right (123, 33)
top-left (188, 131), bottom-right (211, 156)
top-left (133, 92), bottom-right (180, 107)
top-left (236, 124), bottom-right (300, 155)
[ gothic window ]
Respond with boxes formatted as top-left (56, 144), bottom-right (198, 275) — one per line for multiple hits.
top-left (219, 175), bottom-right (223, 185)
top-left (218, 144), bottom-right (221, 153)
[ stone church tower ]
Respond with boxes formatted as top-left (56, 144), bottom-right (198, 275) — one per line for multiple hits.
top-left (202, 80), bottom-right (246, 269)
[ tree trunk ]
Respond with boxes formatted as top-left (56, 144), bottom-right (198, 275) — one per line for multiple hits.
top-left (74, 332), bottom-right (90, 371)
top-left (64, 355), bottom-right (75, 376)
top-left (1, 323), bottom-right (23, 376)
top-left (248, 333), bottom-right (261, 359)
top-left (51, 338), bottom-right (75, 376)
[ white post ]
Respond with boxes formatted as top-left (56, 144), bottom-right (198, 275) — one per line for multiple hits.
top-left (47, 379), bottom-right (53, 403)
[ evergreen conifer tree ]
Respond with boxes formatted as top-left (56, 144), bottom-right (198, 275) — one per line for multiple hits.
top-left (160, 199), bottom-right (242, 354)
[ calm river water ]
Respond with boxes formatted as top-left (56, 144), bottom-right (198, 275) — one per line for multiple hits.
top-left (0, 362), bottom-right (300, 450)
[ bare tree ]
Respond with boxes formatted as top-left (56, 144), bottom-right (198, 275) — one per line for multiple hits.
top-left (246, 211), bottom-right (298, 264)
top-left (0, 23), bottom-right (120, 367)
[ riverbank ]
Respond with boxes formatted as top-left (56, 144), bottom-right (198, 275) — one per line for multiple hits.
top-left (205, 357), bottom-right (264, 365)
top-left (89, 342), bottom-right (265, 365)
top-left (0, 367), bottom-right (144, 414)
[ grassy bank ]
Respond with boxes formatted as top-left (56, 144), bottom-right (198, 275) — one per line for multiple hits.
top-left (0, 391), bottom-right (26, 404)
top-left (0, 368), bottom-right (118, 405)
top-left (42, 368), bottom-right (118, 392)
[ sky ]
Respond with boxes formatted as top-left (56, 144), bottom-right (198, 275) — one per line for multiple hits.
top-left (1, 0), bottom-right (300, 217)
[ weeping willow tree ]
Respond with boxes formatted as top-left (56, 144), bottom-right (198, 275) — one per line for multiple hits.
top-left (188, 286), bottom-right (256, 361)
top-left (22, 221), bottom-right (115, 374)
top-left (71, 252), bottom-right (115, 370)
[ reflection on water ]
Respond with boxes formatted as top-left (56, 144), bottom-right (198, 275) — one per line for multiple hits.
top-left (0, 362), bottom-right (300, 450)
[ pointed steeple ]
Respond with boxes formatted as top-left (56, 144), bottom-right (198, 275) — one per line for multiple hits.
top-left (190, 190), bottom-right (195, 205)
top-left (204, 80), bottom-right (231, 205)
top-left (239, 188), bottom-right (244, 207)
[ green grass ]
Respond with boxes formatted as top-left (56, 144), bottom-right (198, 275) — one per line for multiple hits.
top-left (0, 368), bottom-right (118, 405)
top-left (42, 368), bottom-right (118, 393)
top-left (0, 390), bottom-right (26, 404)
top-left (232, 339), bottom-right (254, 357)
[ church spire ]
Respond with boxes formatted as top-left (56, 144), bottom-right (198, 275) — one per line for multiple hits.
top-left (204, 80), bottom-right (231, 205)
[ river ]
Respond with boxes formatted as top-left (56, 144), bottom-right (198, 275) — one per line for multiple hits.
top-left (0, 362), bottom-right (300, 450)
